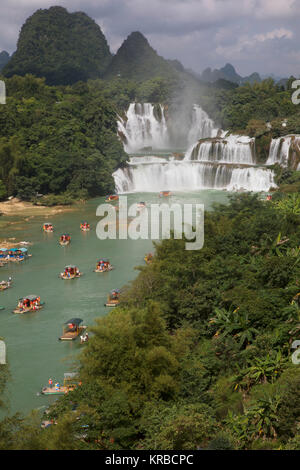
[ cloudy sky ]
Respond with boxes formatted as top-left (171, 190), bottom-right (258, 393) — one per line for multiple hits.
top-left (0, 0), bottom-right (299, 78)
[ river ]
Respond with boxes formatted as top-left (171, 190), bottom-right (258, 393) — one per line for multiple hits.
top-left (0, 190), bottom-right (229, 416)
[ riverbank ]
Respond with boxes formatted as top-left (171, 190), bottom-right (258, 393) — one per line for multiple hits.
top-left (0, 198), bottom-right (78, 217)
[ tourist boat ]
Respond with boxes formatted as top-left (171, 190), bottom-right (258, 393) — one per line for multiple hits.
top-left (13, 295), bottom-right (43, 314)
top-left (0, 278), bottom-right (12, 291)
top-left (0, 248), bottom-right (8, 259)
top-left (59, 318), bottom-right (87, 341)
top-left (60, 265), bottom-right (82, 280)
top-left (80, 222), bottom-right (90, 231)
top-left (159, 191), bottom-right (171, 197)
top-left (59, 234), bottom-right (71, 246)
top-left (105, 194), bottom-right (119, 202)
top-left (144, 253), bottom-right (153, 264)
top-left (41, 372), bottom-right (80, 395)
top-left (105, 289), bottom-right (120, 307)
top-left (94, 258), bottom-right (113, 273)
top-left (7, 247), bottom-right (29, 262)
top-left (43, 222), bottom-right (54, 232)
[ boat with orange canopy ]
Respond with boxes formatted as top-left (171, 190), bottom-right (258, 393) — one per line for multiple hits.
top-left (13, 295), bottom-right (44, 314)
top-left (105, 194), bottom-right (119, 202)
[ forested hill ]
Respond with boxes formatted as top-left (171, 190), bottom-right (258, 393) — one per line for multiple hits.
top-left (0, 75), bottom-right (127, 203)
top-left (104, 31), bottom-right (183, 82)
top-left (0, 51), bottom-right (10, 72)
top-left (2, 6), bottom-right (112, 85)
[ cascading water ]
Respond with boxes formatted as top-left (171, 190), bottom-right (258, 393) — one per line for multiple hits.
top-left (185, 135), bottom-right (255, 164)
top-left (113, 161), bottom-right (275, 193)
top-left (186, 104), bottom-right (217, 145)
top-left (266, 135), bottom-right (300, 167)
top-left (117, 103), bottom-right (170, 152)
top-left (114, 103), bottom-right (277, 193)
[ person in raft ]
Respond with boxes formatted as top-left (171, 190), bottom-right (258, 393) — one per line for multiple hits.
top-left (48, 378), bottom-right (53, 389)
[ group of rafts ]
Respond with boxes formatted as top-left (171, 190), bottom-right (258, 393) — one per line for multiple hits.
top-left (10, 191), bottom-right (165, 313)
top-left (12, 193), bottom-right (162, 395)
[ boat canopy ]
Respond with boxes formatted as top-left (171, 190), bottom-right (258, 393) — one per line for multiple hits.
top-left (65, 265), bottom-right (77, 269)
top-left (0, 340), bottom-right (6, 365)
top-left (110, 289), bottom-right (120, 294)
top-left (64, 372), bottom-right (78, 380)
top-left (9, 248), bottom-right (19, 252)
top-left (23, 295), bottom-right (39, 301)
top-left (19, 248), bottom-right (28, 253)
top-left (61, 233), bottom-right (70, 236)
top-left (44, 222), bottom-right (52, 225)
top-left (98, 258), bottom-right (109, 263)
top-left (65, 318), bottom-right (83, 325)
top-left (0, 248), bottom-right (8, 252)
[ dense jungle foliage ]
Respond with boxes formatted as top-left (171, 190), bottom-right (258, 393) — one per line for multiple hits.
top-left (1, 192), bottom-right (300, 450)
top-left (0, 74), bottom-right (128, 203)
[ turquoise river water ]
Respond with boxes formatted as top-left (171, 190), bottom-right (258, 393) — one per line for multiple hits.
top-left (0, 190), bottom-right (229, 416)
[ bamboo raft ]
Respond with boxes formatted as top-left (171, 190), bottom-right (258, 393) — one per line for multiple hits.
top-left (59, 318), bottom-right (87, 341)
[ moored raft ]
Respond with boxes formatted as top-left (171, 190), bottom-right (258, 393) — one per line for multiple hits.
top-left (105, 289), bottom-right (120, 307)
top-left (94, 258), bottom-right (113, 273)
top-left (13, 295), bottom-right (43, 314)
top-left (59, 318), bottom-right (87, 341)
top-left (60, 265), bottom-right (82, 280)
top-left (41, 372), bottom-right (81, 395)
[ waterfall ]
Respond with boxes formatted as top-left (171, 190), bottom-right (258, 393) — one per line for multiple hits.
top-left (113, 160), bottom-right (275, 193)
top-left (187, 104), bottom-right (217, 145)
top-left (114, 102), bottom-right (277, 193)
top-left (117, 103), bottom-right (170, 152)
top-left (266, 135), bottom-right (300, 167)
top-left (185, 135), bottom-right (255, 164)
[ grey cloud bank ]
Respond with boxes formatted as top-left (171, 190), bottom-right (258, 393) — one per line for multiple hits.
top-left (0, 0), bottom-right (299, 77)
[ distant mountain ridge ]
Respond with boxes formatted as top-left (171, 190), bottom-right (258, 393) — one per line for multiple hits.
top-left (200, 63), bottom-right (261, 85)
top-left (1, 6), bottom-right (271, 88)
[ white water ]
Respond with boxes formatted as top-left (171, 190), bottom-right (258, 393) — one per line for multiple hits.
top-left (114, 103), bottom-right (277, 193)
top-left (113, 161), bottom-right (275, 193)
top-left (185, 135), bottom-right (255, 164)
top-left (266, 135), bottom-right (300, 166)
top-left (117, 103), bottom-right (170, 152)
top-left (187, 104), bottom-right (218, 145)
